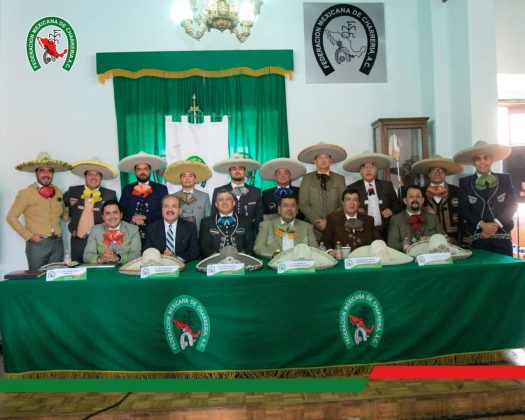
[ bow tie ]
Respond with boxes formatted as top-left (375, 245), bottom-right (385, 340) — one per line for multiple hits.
top-left (475, 174), bottom-right (498, 191)
top-left (316, 173), bottom-right (330, 191)
top-left (232, 186), bottom-right (249, 196)
top-left (407, 214), bottom-right (425, 232)
top-left (38, 185), bottom-right (56, 199)
top-left (81, 188), bottom-right (102, 203)
top-left (218, 215), bottom-right (235, 227)
top-left (367, 184), bottom-right (375, 196)
top-left (132, 184), bottom-right (153, 197)
top-left (426, 185), bottom-right (447, 199)
top-left (103, 229), bottom-right (124, 246)
top-left (179, 191), bottom-right (196, 205)
top-left (274, 187), bottom-right (293, 200)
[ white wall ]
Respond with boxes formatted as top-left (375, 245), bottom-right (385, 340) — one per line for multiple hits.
top-left (0, 0), bottom-right (499, 275)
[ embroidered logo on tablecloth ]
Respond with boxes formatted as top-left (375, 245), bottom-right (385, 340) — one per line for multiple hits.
top-left (340, 290), bottom-right (383, 349)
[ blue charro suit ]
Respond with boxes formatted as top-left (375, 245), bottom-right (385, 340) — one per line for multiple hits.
top-left (211, 183), bottom-right (263, 231)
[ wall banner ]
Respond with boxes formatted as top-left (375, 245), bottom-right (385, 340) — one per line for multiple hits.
top-left (304, 3), bottom-right (386, 83)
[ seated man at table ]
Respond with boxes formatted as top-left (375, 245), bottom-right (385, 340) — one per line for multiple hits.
top-left (387, 185), bottom-right (445, 251)
top-left (83, 200), bottom-right (141, 264)
top-left (321, 188), bottom-right (381, 251)
top-left (200, 189), bottom-right (255, 257)
top-left (142, 194), bottom-right (200, 262)
top-left (254, 194), bottom-right (317, 258)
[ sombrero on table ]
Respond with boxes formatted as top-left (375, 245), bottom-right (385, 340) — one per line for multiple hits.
top-left (196, 245), bottom-right (263, 273)
top-left (406, 234), bottom-right (472, 260)
top-left (348, 240), bottom-right (413, 265)
top-left (268, 243), bottom-right (337, 270)
top-left (119, 248), bottom-right (186, 275)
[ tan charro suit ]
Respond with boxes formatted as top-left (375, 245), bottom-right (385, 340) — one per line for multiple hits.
top-left (254, 218), bottom-right (318, 258)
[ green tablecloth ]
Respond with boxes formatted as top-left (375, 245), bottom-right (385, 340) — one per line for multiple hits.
top-left (1, 250), bottom-right (524, 377)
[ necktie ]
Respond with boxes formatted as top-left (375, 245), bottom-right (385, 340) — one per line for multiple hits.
top-left (219, 216), bottom-right (235, 227)
top-left (166, 224), bottom-right (175, 253)
top-left (475, 174), bottom-right (498, 191)
top-left (317, 174), bottom-right (329, 191)
top-left (39, 185), bottom-right (56, 199)
top-left (368, 184), bottom-right (375, 196)
top-left (81, 188), bottom-right (102, 203)
top-left (232, 186), bottom-right (248, 196)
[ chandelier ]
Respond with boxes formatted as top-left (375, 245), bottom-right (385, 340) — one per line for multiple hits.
top-left (171, 0), bottom-right (263, 43)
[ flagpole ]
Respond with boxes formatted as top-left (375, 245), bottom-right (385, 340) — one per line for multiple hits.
top-left (388, 134), bottom-right (403, 199)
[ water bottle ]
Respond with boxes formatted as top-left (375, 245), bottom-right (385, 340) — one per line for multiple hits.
top-left (335, 241), bottom-right (343, 260)
top-left (63, 249), bottom-right (72, 266)
top-left (319, 242), bottom-right (327, 252)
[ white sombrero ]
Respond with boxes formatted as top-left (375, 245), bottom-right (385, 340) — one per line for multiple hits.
top-left (411, 155), bottom-right (463, 175)
top-left (196, 245), bottom-right (263, 273)
top-left (118, 151), bottom-right (166, 173)
top-left (213, 153), bottom-right (261, 174)
top-left (16, 152), bottom-right (72, 173)
top-left (164, 160), bottom-right (212, 184)
top-left (118, 248), bottom-right (186, 276)
top-left (298, 143), bottom-right (347, 164)
top-left (71, 157), bottom-right (118, 179)
top-left (453, 140), bottom-right (512, 164)
top-left (259, 158), bottom-right (307, 181)
top-left (406, 234), bottom-right (472, 260)
top-left (348, 240), bottom-right (413, 265)
top-left (268, 243), bottom-right (337, 270)
top-left (342, 151), bottom-right (392, 173)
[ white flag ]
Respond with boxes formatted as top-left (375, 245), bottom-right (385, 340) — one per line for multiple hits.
top-left (165, 115), bottom-right (230, 196)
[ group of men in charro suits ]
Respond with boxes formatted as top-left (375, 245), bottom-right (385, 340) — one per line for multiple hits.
top-left (6, 139), bottom-right (518, 269)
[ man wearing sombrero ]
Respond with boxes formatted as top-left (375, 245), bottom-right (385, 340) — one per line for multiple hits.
top-left (259, 158), bottom-right (306, 221)
top-left (164, 159), bottom-right (212, 234)
top-left (344, 151), bottom-right (402, 238)
top-left (211, 153), bottom-right (264, 232)
top-left (63, 157), bottom-right (118, 261)
top-left (6, 152), bottom-right (72, 269)
top-left (412, 155), bottom-right (464, 245)
top-left (118, 151), bottom-right (168, 239)
top-left (298, 143), bottom-right (347, 240)
top-left (454, 140), bottom-right (517, 256)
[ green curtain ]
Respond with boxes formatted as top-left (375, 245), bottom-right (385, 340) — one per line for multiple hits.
top-left (112, 75), bottom-right (289, 190)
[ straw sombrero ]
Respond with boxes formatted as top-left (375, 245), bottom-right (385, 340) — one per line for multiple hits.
top-left (342, 151), bottom-right (392, 173)
top-left (164, 160), bottom-right (212, 184)
top-left (16, 152), bottom-right (72, 172)
top-left (348, 240), bottom-right (413, 265)
top-left (406, 234), bottom-right (472, 260)
top-left (118, 151), bottom-right (166, 173)
top-left (213, 153), bottom-right (261, 174)
top-left (268, 243), bottom-right (337, 270)
top-left (71, 157), bottom-right (117, 179)
top-left (453, 141), bottom-right (512, 164)
top-left (259, 158), bottom-right (307, 181)
top-left (196, 245), bottom-right (263, 273)
top-left (411, 155), bottom-right (463, 175)
top-left (118, 248), bottom-right (186, 275)
top-left (298, 143), bottom-right (347, 164)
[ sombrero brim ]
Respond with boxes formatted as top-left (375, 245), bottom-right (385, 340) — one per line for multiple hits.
top-left (342, 152), bottom-right (392, 172)
top-left (213, 158), bottom-right (261, 174)
top-left (259, 158), bottom-right (307, 180)
top-left (406, 240), bottom-right (472, 260)
top-left (298, 144), bottom-right (347, 164)
top-left (118, 254), bottom-right (186, 275)
top-left (71, 160), bottom-right (117, 179)
top-left (453, 142), bottom-right (511, 164)
top-left (349, 245), bottom-right (413, 265)
top-left (16, 159), bottom-right (72, 173)
top-left (411, 157), bottom-right (464, 175)
top-left (196, 252), bottom-right (263, 273)
top-left (164, 161), bottom-right (212, 184)
top-left (118, 152), bottom-right (166, 173)
top-left (268, 247), bottom-right (337, 270)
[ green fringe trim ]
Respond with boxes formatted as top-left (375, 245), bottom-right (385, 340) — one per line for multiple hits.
top-left (5, 350), bottom-right (507, 379)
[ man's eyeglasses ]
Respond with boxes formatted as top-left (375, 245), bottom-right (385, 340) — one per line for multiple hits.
top-left (360, 163), bottom-right (376, 170)
top-left (431, 168), bottom-right (446, 174)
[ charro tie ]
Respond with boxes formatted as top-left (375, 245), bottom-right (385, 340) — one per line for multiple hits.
top-left (367, 183), bottom-right (375, 196)
top-left (166, 224), bottom-right (175, 253)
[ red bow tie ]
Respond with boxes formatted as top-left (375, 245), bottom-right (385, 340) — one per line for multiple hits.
top-left (39, 186), bottom-right (56, 199)
top-left (132, 184), bottom-right (153, 197)
top-left (103, 229), bottom-right (124, 246)
top-left (407, 214), bottom-right (425, 232)
top-left (426, 185), bottom-right (447, 199)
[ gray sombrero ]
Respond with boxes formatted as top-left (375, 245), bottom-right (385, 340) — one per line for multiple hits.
top-left (411, 155), bottom-right (463, 175)
top-left (16, 152), bottom-right (72, 172)
top-left (213, 153), bottom-right (261, 173)
top-left (342, 151), bottom-right (392, 173)
top-left (298, 143), bottom-right (347, 164)
top-left (164, 160), bottom-right (212, 184)
top-left (406, 234), bottom-right (472, 260)
top-left (119, 248), bottom-right (186, 275)
top-left (348, 240), bottom-right (413, 265)
top-left (118, 151), bottom-right (166, 173)
top-left (268, 243), bottom-right (337, 270)
top-left (453, 140), bottom-right (512, 164)
top-left (196, 245), bottom-right (263, 273)
top-left (71, 157), bottom-right (118, 179)
top-left (259, 158), bottom-right (307, 181)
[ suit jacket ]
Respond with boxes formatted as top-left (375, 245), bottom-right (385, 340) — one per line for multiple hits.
top-left (254, 218), bottom-right (317, 258)
top-left (83, 221), bottom-right (141, 264)
top-left (347, 179), bottom-right (403, 228)
top-left (387, 210), bottom-right (445, 251)
top-left (321, 211), bottom-right (381, 250)
top-left (63, 185), bottom-right (118, 235)
top-left (199, 214), bottom-right (255, 257)
top-left (211, 183), bottom-right (263, 231)
top-left (172, 188), bottom-right (211, 234)
top-left (459, 173), bottom-right (517, 239)
top-left (422, 183), bottom-right (463, 244)
top-left (119, 181), bottom-right (168, 226)
top-left (142, 218), bottom-right (200, 262)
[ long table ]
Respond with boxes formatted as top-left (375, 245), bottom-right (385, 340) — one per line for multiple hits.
top-left (1, 250), bottom-right (524, 378)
